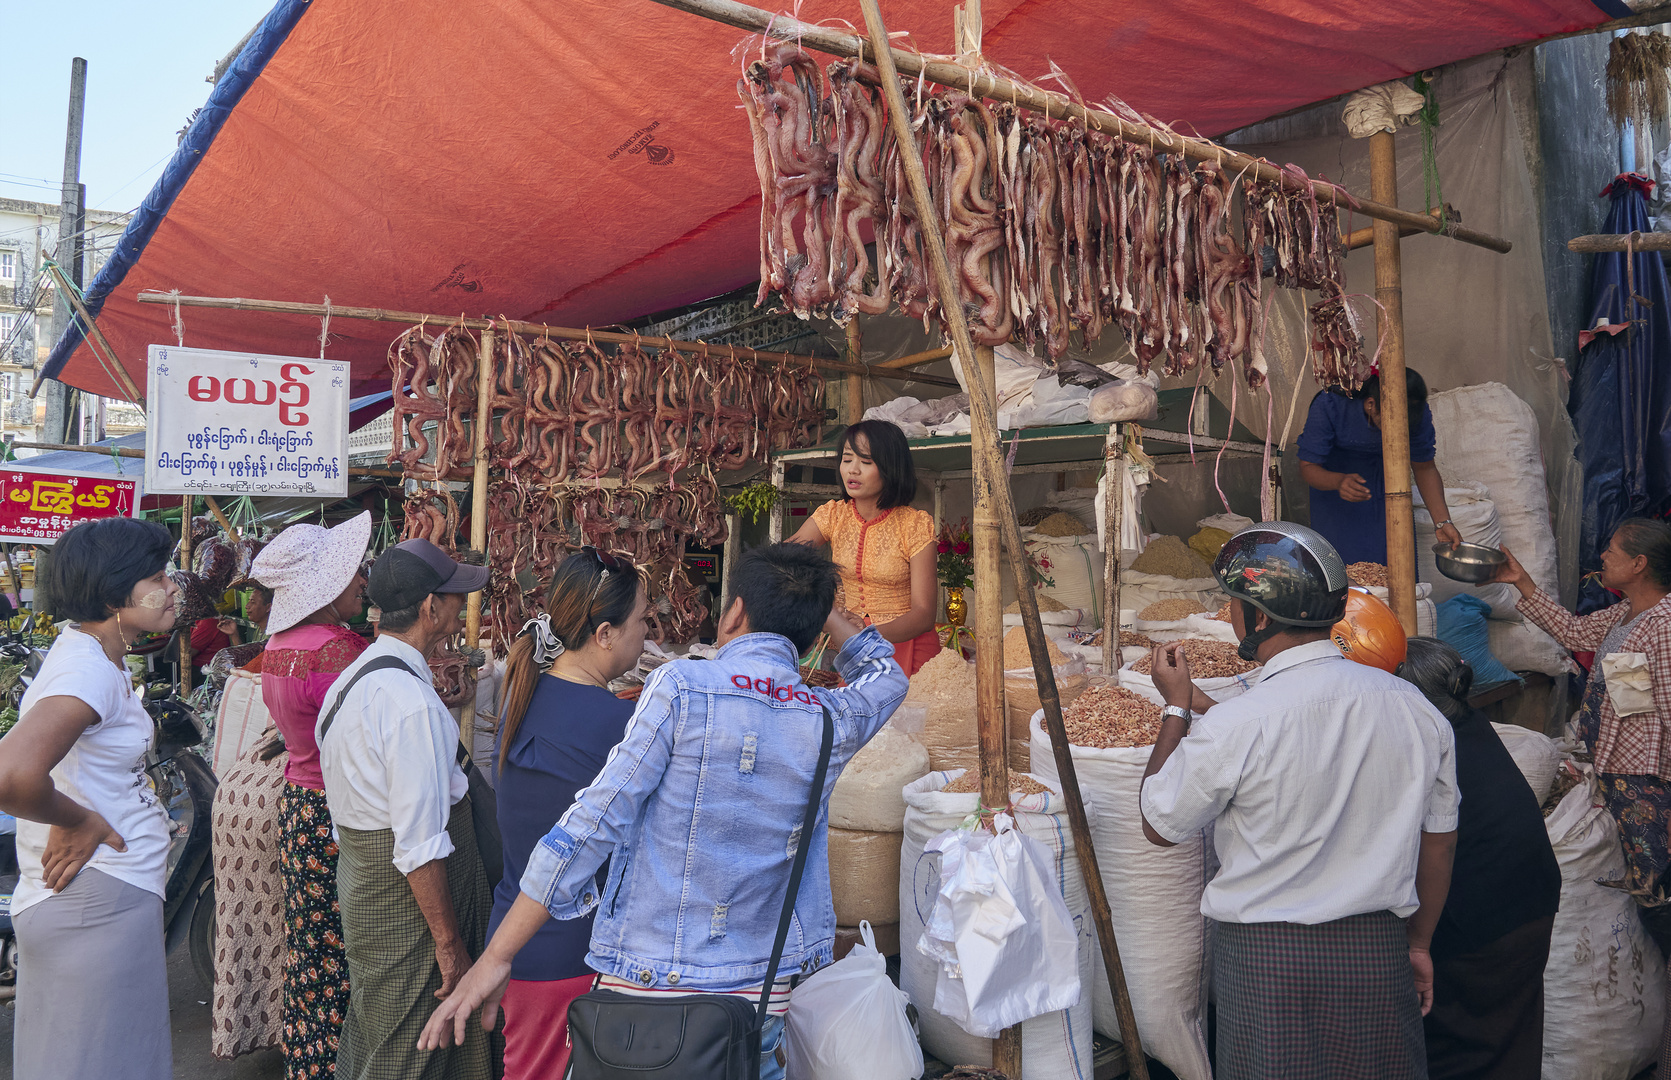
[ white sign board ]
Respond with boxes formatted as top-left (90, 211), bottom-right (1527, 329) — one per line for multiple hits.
top-left (146, 345), bottom-right (351, 498)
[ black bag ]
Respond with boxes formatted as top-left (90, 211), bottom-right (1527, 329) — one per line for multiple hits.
top-left (319, 655), bottom-right (504, 886)
top-left (564, 704), bottom-right (836, 1080)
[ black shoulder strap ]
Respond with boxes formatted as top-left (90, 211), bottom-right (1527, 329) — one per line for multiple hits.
top-left (757, 703), bottom-right (835, 1027)
top-left (317, 655), bottom-right (422, 745)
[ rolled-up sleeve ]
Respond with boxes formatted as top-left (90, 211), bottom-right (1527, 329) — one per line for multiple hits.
top-left (385, 701), bottom-right (461, 874)
top-left (521, 666), bottom-right (679, 919)
top-left (1140, 726), bottom-right (1238, 844)
top-left (1422, 716), bottom-right (1460, 833)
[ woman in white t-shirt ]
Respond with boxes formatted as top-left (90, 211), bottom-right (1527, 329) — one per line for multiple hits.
top-left (0, 517), bottom-right (180, 1080)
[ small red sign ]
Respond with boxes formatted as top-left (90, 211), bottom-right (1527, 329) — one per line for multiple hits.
top-left (0, 467), bottom-right (139, 544)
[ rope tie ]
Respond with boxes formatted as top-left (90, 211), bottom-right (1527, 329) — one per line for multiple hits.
top-left (168, 289), bottom-right (185, 346)
top-left (318, 295), bottom-right (333, 359)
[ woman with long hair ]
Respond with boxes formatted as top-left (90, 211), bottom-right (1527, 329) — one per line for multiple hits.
top-left (488, 547), bottom-right (648, 1078)
top-left (247, 513), bottom-right (372, 1078)
top-left (789, 418), bottom-right (940, 674)
top-left (0, 517), bottom-right (179, 1080)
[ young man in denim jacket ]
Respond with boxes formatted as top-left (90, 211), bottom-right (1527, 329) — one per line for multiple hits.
top-left (420, 542), bottom-right (909, 1076)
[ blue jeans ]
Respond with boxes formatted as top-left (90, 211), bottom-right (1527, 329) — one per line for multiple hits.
top-left (759, 1015), bottom-right (786, 1080)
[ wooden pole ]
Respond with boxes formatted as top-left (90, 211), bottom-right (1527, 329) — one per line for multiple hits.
top-left (876, 344), bottom-right (955, 370)
top-left (1342, 207), bottom-right (1447, 251)
top-left (201, 494), bottom-right (240, 543)
top-left (35, 262), bottom-right (146, 405)
top-left (1567, 230), bottom-right (1671, 253)
top-left (844, 319), bottom-right (863, 424)
top-left (857, 2), bottom-right (1150, 1075)
top-left (133, 292), bottom-right (959, 390)
top-left (652, 0), bottom-right (1512, 256)
top-left (972, 343), bottom-right (1009, 804)
top-left (768, 459), bottom-right (787, 542)
top-left (178, 494), bottom-right (193, 696)
top-left (465, 329), bottom-right (493, 650)
top-left (2, 545), bottom-right (23, 609)
top-left (1102, 427), bottom-right (1123, 683)
top-left (1370, 131), bottom-right (1418, 636)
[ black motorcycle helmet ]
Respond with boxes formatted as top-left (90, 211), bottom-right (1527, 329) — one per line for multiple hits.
top-left (1212, 522), bottom-right (1350, 661)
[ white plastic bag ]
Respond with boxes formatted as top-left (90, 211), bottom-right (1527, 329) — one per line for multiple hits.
top-left (919, 814), bottom-right (1082, 1038)
top-left (784, 921), bottom-right (923, 1080)
top-left (1087, 379), bottom-right (1158, 423)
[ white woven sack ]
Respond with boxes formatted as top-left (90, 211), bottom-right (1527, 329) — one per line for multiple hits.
top-left (1117, 569), bottom-right (1224, 618)
top-left (1028, 713), bottom-right (1213, 1080)
top-left (1487, 618), bottom-right (1576, 678)
top-left (829, 724), bottom-right (930, 832)
top-left (1488, 722), bottom-right (1561, 804)
top-left (1427, 385), bottom-right (1559, 608)
top-left (213, 669), bottom-right (271, 778)
top-left (1413, 481), bottom-right (1520, 620)
top-left (1002, 530), bottom-right (1105, 628)
top-left (1542, 768), bottom-right (1665, 1079)
top-left (901, 772), bottom-right (1094, 1079)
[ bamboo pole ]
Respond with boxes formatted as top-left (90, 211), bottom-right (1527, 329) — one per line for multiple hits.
top-left (875, 344), bottom-right (955, 370)
top-left (132, 292), bottom-right (960, 390)
top-left (179, 494), bottom-right (193, 696)
top-left (1102, 428), bottom-right (1123, 683)
top-left (1370, 131), bottom-right (1418, 636)
top-left (35, 262), bottom-right (147, 405)
top-left (1567, 231), bottom-right (1671, 253)
top-left (857, 2), bottom-right (1149, 1075)
top-left (652, 0), bottom-right (1512, 256)
top-left (844, 320), bottom-right (863, 424)
top-left (1343, 207), bottom-right (1446, 251)
top-left (972, 342), bottom-right (1009, 806)
top-left (202, 494), bottom-right (240, 543)
top-left (2, 545), bottom-right (23, 609)
top-left (465, 329), bottom-right (493, 650)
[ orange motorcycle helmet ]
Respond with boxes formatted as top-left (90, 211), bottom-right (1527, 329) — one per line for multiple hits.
top-left (1331, 587), bottom-right (1407, 673)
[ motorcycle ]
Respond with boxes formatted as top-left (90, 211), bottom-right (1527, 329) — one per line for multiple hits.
top-left (0, 608), bottom-right (219, 995)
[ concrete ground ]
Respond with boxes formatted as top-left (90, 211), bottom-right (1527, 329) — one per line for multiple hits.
top-left (0, 942), bottom-right (283, 1080)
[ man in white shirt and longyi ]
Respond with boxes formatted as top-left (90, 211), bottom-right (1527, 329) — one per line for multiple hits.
top-left (317, 539), bottom-right (495, 1080)
top-left (1140, 522), bottom-right (1458, 1080)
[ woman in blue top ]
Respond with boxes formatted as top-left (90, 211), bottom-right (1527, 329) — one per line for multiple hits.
top-left (488, 548), bottom-right (647, 1080)
top-left (1297, 368), bottom-right (1462, 565)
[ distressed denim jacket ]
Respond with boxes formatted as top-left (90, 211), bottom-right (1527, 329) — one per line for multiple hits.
top-left (519, 626), bottom-right (908, 992)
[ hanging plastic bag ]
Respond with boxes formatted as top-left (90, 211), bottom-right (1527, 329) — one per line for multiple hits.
top-left (783, 921), bottom-right (923, 1080)
top-left (919, 813), bottom-right (1082, 1038)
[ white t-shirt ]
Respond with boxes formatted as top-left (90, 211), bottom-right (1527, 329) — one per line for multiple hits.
top-left (1140, 639), bottom-right (1459, 925)
top-left (11, 627), bottom-right (172, 916)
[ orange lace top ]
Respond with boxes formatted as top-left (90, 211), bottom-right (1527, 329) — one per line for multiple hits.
top-left (811, 500), bottom-right (936, 622)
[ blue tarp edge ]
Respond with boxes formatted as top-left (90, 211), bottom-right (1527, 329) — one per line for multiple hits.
top-left (42, 0), bottom-right (314, 383)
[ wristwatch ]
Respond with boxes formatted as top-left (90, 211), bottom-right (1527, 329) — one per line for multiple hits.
top-left (1435, 519), bottom-right (1454, 529)
top-left (1161, 704), bottom-right (1192, 726)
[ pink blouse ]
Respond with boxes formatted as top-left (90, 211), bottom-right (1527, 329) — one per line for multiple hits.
top-left (261, 623), bottom-right (369, 790)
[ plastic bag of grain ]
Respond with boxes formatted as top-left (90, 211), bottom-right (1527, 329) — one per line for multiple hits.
top-left (1029, 711), bottom-right (1213, 1080)
top-left (830, 723), bottom-right (931, 832)
top-left (829, 827), bottom-right (903, 925)
top-left (901, 771), bottom-right (1094, 1078)
top-left (907, 649), bottom-right (979, 772)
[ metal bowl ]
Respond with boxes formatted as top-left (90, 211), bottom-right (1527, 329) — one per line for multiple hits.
top-left (1433, 541), bottom-right (1507, 584)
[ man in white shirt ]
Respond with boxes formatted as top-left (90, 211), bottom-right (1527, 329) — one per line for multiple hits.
top-left (318, 539), bottom-right (493, 1080)
top-left (1139, 522), bottom-right (1457, 1080)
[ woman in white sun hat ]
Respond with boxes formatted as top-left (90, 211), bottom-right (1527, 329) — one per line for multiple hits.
top-left (246, 511), bottom-right (372, 1079)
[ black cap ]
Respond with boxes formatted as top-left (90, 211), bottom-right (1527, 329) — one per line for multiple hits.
top-left (368, 539), bottom-right (490, 612)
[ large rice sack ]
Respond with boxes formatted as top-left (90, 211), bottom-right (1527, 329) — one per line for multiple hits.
top-left (901, 772), bottom-right (1094, 1078)
top-left (828, 827), bottom-right (901, 926)
top-left (1489, 722), bottom-right (1562, 804)
top-left (1001, 528), bottom-right (1107, 627)
top-left (1028, 713), bottom-right (1213, 1080)
top-left (907, 651), bottom-right (979, 773)
top-left (1542, 767), bottom-right (1665, 1079)
top-left (829, 724), bottom-right (930, 832)
top-left (1487, 618), bottom-right (1576, 678)
top-left (1117, 663), bottom-right (1264, 707)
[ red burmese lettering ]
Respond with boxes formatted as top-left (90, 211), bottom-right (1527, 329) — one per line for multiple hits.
top-left (223, 378), bottom-right (277, 406)
top-left (278, 363), bottom-right (312, 426)
top-left (188, 375), bottom-right (220, 402)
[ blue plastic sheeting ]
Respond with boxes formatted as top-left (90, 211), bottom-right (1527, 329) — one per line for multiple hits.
top-left (41, 0), bottom-right (313, 382)
top-left (1569, 174), bottom-right (1671, 612)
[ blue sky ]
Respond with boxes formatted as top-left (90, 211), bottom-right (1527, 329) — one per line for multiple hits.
top-left (2, 0), bottom-right (277, 213)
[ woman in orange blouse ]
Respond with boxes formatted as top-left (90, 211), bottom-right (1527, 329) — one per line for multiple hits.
top-left (789, 420), bottom-right (941, 675)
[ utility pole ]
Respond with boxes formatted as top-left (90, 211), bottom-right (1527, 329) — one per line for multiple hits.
top-left (43, 58), bottom-right (87, 446)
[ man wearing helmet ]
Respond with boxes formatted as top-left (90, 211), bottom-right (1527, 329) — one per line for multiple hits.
top-left (1138, 522), bottom-right (1459, 1079)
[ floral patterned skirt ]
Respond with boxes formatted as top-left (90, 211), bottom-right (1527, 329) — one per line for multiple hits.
top-left (280, 783), bottom-right (350, 1079)
top-left (1578, 674), bottom-right (1671, 897)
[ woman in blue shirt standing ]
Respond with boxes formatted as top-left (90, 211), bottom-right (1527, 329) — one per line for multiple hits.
top-left (1297, 368), bottom-right (1462, 565)
top-left (489, 548), bottom-right (647, 1079)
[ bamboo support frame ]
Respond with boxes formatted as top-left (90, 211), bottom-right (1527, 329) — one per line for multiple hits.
top-left (845, 320), bottom-right (863, 423)
top-left (178, 494), bottom-right (193, 696)
top-left (857, 1), bottom-right (1148, 1074)
top-left (1, 546), bottom-right (22, 608)
top-left (133, 292), bottom-right (959, 390)
top-left (652, 0), bottom-right (1512, 256)
top-left (1343, 206), bottom-right (1446, 251)
top-left (876, 344), bottom-right (955, 370)
top-left (1102, 427), bottom-right (1123, 683)
top-left (201, 495), bottom-right (240, 543)
top-left (1370, 131), bottom-right (1418, 635)
top-left (1567, 231), bottom-right (1671, 253)
top-left (37, 262), bottom-right (147, 406)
